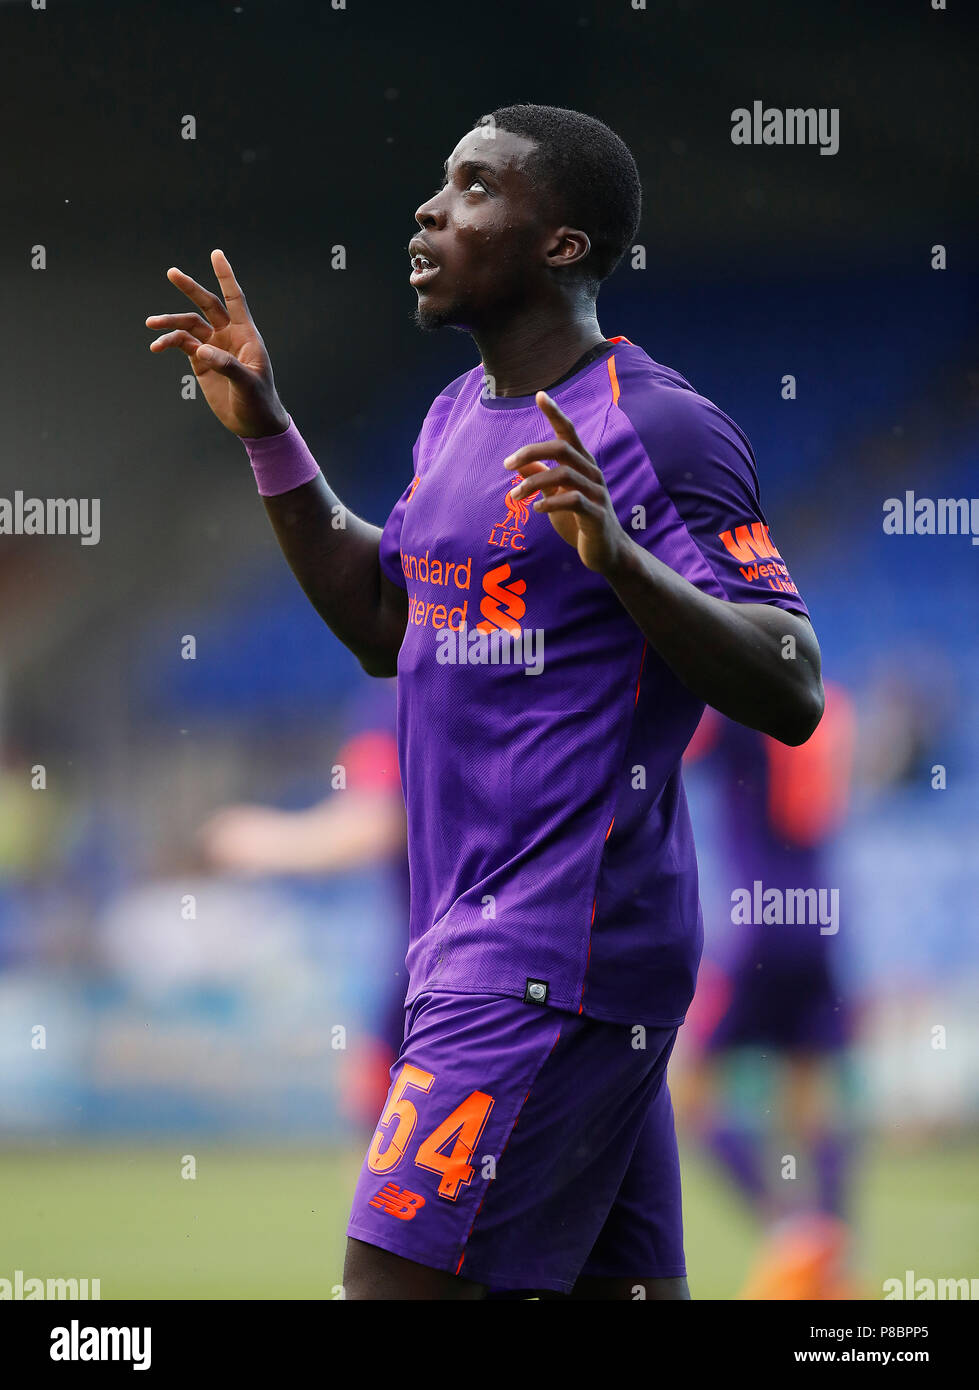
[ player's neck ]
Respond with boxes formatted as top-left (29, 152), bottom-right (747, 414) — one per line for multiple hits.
top-left (472, 304), bottom-right (605, 398)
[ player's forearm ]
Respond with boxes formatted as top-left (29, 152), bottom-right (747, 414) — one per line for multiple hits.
top-left (604, 536), bottom-right (824, 745)
top-left (262, 477), bottom-right (405, 676)
top-left (287, 793), bottom-right (406, 872)
top-left (244, 420), bottom-right (406, 675)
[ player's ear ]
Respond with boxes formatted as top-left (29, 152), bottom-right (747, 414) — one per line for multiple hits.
top-left (544, 227), bottom-right (592, 272)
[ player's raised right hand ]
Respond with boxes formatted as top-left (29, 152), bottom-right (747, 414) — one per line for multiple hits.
top-left (146, 248), bottom-right (290, 438)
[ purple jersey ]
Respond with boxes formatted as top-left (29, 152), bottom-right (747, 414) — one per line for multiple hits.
top-left (379, 339), bottom-right (809, 1026)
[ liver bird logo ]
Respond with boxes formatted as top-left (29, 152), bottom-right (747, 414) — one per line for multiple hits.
top-left (504, 486), bottom-right (533, 528)
top-left (488, 479), bottom-right (540, 551)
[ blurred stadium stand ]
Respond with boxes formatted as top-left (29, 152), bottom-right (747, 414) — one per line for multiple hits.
top-left (0, 0), bottom-right (976, 1146)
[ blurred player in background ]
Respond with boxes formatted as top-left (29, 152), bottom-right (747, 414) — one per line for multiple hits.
top-left (200, 679), bottom-right (407, 1125)
top-left (681, 681), bottom-right (859, 1298)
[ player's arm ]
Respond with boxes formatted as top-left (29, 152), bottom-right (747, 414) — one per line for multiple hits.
top-left (604, 564), bottom-right (822, 746)
top-left (145, 249), bottom-right (407, 677)
top-left (200, 789), bottom-right (406, 876)
top-left (260, 473), bottom-right (407, 677)
top-left (506, 392), bottom-right (824, 747)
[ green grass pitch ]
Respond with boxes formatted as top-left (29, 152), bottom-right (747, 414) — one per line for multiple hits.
top-left (1, 1137), bottom-right (975, 1299)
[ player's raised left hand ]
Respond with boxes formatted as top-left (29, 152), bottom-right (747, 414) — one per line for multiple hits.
top-left (504, 391), bottom-right (628, 574)
top-left (145, 249), bottom-right (290, 439)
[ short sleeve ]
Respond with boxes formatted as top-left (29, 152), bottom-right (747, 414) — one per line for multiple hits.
top-left (378, 474), bottom-right (418, 590)
top-left (378, 380), bottom-right (470, 591)
top-left (619, 386), bottom-right (809, 618)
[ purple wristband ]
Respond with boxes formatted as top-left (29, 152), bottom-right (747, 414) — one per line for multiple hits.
top-left (241, 417), bottom-right (322, 497)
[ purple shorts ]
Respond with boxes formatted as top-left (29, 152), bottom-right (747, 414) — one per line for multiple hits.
top-left (346, 989), bottom-right (685, 1294)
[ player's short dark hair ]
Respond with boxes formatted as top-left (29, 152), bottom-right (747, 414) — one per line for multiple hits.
top-left (479, 103), bottom-right (641, 290)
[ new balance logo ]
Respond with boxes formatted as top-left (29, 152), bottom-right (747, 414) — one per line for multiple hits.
top-left (369, 1182), bottom-right (427, 1220)
top-left (717, 521), bottom-right (782, 563)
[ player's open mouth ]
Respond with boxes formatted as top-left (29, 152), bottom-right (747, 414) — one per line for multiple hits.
top-left (409, 254), bottom-right (440, 288)
top-left (408, 243), bottom-right (439, 286)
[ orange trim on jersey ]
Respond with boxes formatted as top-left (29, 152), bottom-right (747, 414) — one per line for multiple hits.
top-left (607, 356), bottom-right (621, 406)
top-left (578, 641), bottom-right (647, 1014)
top-left (634, 641), bottom-right (648, 705)
top-left (577, 899), bottom-right (598, 1014)
top-left (607, 335), bottom-right (633, 344)
top-left (578, 819), bottom-right (612, 1014)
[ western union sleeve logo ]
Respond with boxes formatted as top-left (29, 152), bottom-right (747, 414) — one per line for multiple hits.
top-left (717, 521), bottom-right (801, 596)
top-left (717, 521), bottom-right (782, 562)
